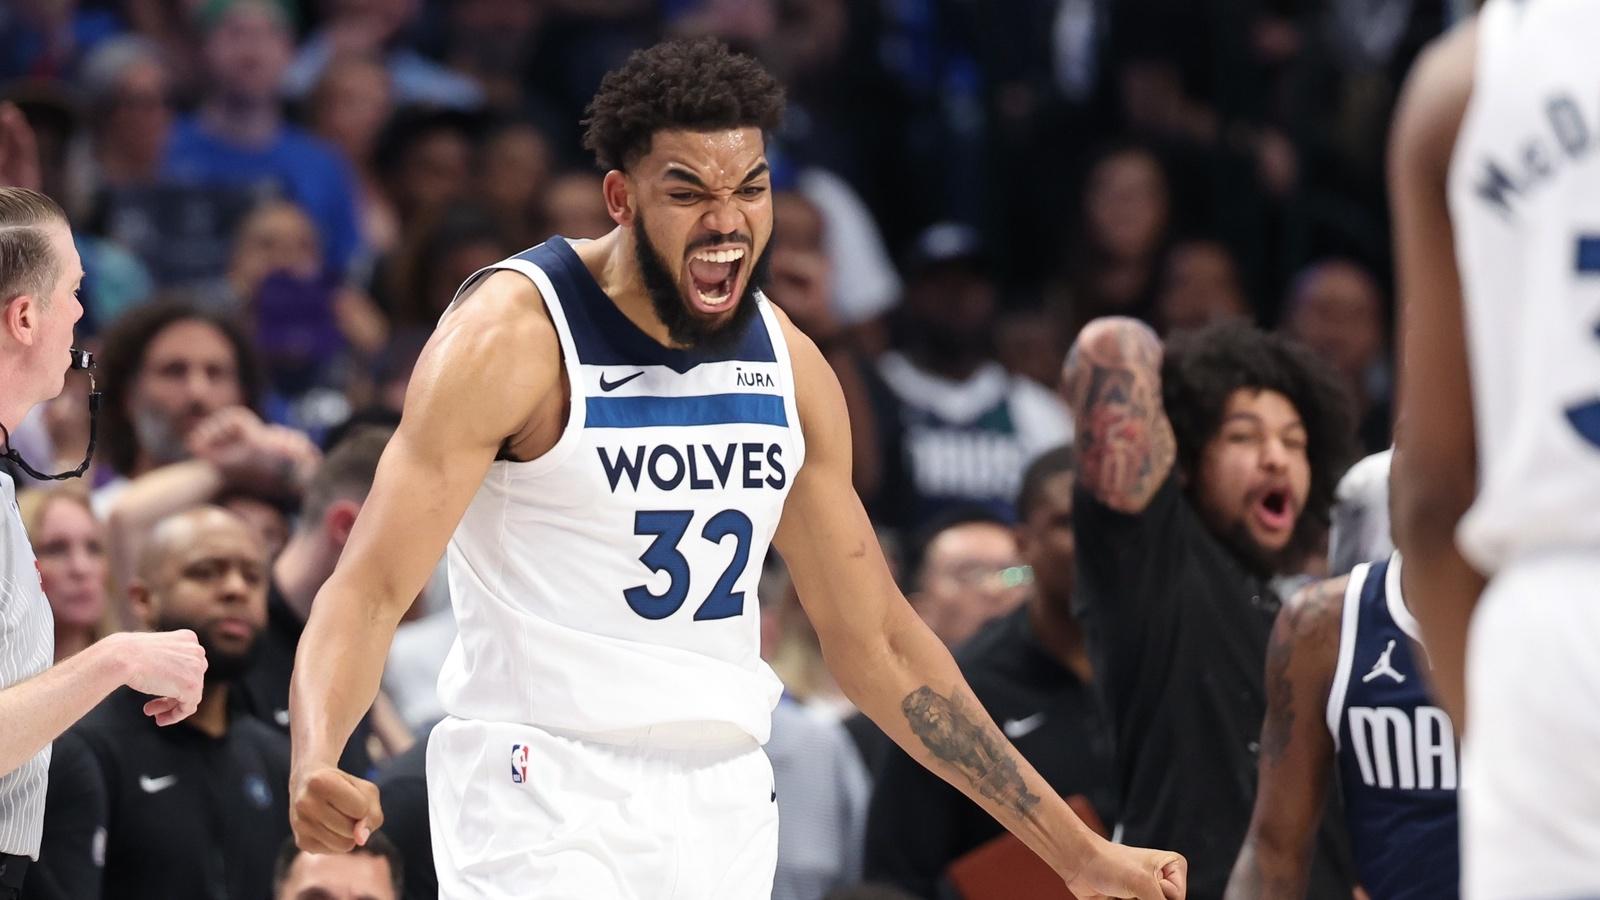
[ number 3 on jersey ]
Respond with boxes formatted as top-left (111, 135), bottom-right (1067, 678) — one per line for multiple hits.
top-left (625, 509), bottom-right (754, 621)
top-left (1569, 235), bottom-right (1600, 448)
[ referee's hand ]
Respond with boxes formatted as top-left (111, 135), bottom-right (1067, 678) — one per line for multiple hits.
top-left (291, 766), bottom-right (384, 854)
top-left (104, 629), bottom-right (207, 726)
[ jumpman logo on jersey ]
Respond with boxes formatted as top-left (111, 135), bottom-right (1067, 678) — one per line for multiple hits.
top-left (1362, 639), bottom-right (1407, 684)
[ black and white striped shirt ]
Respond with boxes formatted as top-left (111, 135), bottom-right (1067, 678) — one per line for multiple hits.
top-left (0, 472), bottom-right (53, 858)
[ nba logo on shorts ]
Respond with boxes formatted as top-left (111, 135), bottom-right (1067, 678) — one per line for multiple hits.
top-left (510, 744), bottom-right (529, 784)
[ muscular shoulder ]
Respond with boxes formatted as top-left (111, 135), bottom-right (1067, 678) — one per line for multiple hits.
top-left (406, 270), bottom-right (561, 439)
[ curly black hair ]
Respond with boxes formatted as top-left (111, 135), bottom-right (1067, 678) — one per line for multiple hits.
top-left (581, 37), bottom-right (785, 172)
top-left (97, 298), bottom-right (263, 477)
top-left (1162, 321), bottom-right (1358, 563)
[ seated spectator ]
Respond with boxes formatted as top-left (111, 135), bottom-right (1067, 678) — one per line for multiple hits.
top-left (479, 119), bottom-right (555, 251)
top-left (372, 107), bottom-right (479, 236)
top-left (864, 449), bottom-right (1117, 898)
top-left (17, 487), bottom-right (108, 662)
top-left (283, 0), bottom-right (485, 110)
top-left (31, 507), bottom-right (290, 900)
top-left (1052, 142), bottom-right (1172, 333)
top-left (384, 204), bottom-right (509, 331)
top-left (541, 169), bottom-right (612, 242)
top-left (306, 53), bottom-right (400, 259)
top-left (162, 0), bottom-right (363, 273)
top-left (69, 36), bottom-right (175, 214)
top-left (874, 224), bottom-right (1073, 528)
top-left (272, 832), bottom-right (404, 900)
top-left (95, 302), bottom-right (319, 619)
top-left (1280, 259), bottom-right (1393, 453)
top-left (239, 426), bottom-right (400, 776)
top-left (1154, 238), bottom-right (1250, 336)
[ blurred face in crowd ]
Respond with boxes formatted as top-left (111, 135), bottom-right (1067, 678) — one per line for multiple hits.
top-left (221, 495), bottom-right (290, 561)
top-left (914, 521), bottom-right (1026, 649)
top-left (425, 237), bottom-right (507, 318)
top-left (132, 508), bottom-right (268, 684)
top-left (481, 125), bottom-right (553, 220)
top-left (545, 172), bottom-right (613, 241)
top-left (1016, 470), bottom-right (1075, 613)
top-left (1193, 389), bottom-right (1313, 560)
top-left (1157, 240), bottom-right (1248, 336)
top-left (1085, 149), bottom-right (1169, 263)
top-left (397, 128), bottom-right (472, 217)
top-left (103, 57), bottom-right (173, 171)
top-left (31, 495), bottom-right (108, 640)
top-left (276, 849), bottom-right (397, 900)
top-left (608, 127), bottom-right (774, 348)
top-left (1284, 261), bottom-right (1384, 386)
top-left (766, 191), bottom-right (836, 337)
top-left (904, 260), bottom-right (997, 359)
top-left (312, 56), bottom-right (393, 163)
top-left (205, 4), bottom-right (294, 105)
top-left (130, 319), bottom-right (244, 466)
top-left (231, 201), bottom-right (323, 297)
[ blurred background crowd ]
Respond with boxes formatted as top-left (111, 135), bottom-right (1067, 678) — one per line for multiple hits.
top-left (0, 0), bottom-right (1473, 898)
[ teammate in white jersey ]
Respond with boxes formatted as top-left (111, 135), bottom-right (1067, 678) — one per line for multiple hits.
top-left (286, 38), bottom-right (1186, 900)
top-left (1391, 1), bottom-right (1600, 895)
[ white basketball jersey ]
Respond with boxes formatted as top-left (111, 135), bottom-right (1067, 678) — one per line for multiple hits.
top-left (434, 238), bottom-right (800, 746)
top-left (1448, 0), bottom-right (1600, 574)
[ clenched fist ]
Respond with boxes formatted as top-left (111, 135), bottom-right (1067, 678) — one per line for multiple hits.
top-left (103, 630), bottom-right (207, 726)
top-left (291, 766), bottom-right (385, 854)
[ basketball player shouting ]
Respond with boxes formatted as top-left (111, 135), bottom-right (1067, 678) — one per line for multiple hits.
top-left (1391, 1), bottom-right (1600, 896)
top-left (286, 39), bottom-right (1185, 900)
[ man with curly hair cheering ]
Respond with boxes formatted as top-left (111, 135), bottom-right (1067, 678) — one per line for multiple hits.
top-left (285, 38), bottom-right (1187, 899)
top-left (1063, 318), bottom-right (1359, 898)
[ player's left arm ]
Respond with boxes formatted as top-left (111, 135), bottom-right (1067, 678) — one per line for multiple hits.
top-left (771, 311), bottom-right (1185, 899)
top-left (1388, 20), bottom-right (1484, 728)
top-left (1224, 576), bottom-right (1345, 900)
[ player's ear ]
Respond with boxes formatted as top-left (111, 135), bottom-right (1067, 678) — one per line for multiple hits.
top-left (603, 170), bottom-right (634, 227)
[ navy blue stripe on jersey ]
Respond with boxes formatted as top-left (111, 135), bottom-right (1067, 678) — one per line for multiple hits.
top-left (1335, 558), bottom-right (1460, 900)
top-left (514, 238), bottom-right (776, 373)
top-left (587, 393), bottom-right (787, 429)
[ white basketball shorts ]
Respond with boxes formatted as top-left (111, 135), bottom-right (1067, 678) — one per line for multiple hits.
top-left (424, 716), bottom-right (778, 899)
top-left (1462, 554), bottom-right (1600, 899)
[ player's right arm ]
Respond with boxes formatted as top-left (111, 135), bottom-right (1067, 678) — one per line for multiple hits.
top-left (1223, 576), bottom-right (1345, 900)
top-left (1061, 317), bottom-right (1176, 514)
top-left (288, 271), bottom-right (556, 853)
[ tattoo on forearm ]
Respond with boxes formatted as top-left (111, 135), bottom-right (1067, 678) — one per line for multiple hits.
top-left (1262, 579), bottom-right (1343, 765)
top-left (1261, 615), bottom-right (1297, 764)
top-left (901, 686), bottom-right (1040, 817)
top-left (1063, 322), bottom-right (1175, 507)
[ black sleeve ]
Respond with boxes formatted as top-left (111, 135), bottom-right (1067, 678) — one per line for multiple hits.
top-left (1071, 474), bottom-right (1191, 677)
top-left (862, 745), bottom-right (969, 899)
top-left (27, 732), bottom-right (107, 900)
top-left (377, 774), bottom-right (436, 900)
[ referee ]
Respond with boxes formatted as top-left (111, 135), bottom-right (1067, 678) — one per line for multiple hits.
top-left (0, 184), bottom-right (206, 897)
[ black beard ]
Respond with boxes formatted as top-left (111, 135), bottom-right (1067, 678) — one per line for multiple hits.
top-left (633, 214), bottom-right (767, 352)
top-left (156, 611), bottom-right (261, 685)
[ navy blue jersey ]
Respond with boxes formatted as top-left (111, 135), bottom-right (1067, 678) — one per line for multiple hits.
top-left (1326, 555), bottom-right (1460, 899)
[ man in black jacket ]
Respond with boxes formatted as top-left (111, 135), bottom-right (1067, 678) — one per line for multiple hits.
top-left (31, 506), bottom-right (289, 900)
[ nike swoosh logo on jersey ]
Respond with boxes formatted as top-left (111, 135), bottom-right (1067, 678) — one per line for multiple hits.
top-left (139, 774), bottom-right (179, 794)
top-left (1002, 712), bottom-right (1048, 739)
top-left (599, 371), bottom-right (645, 392)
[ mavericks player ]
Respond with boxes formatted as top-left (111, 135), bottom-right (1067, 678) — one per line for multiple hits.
top-left (284, 39), bottom-right (1186, 899)
top-left (1224, 552), bottom-right (1459, 899)
top-left (1392, 0), bottom-right (1600, 895)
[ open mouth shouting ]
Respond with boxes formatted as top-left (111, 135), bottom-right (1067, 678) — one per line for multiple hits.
top-left (1251, 486), bottom-right (1296, 538)
top-left (686, 245), bottom-right (746, 313)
